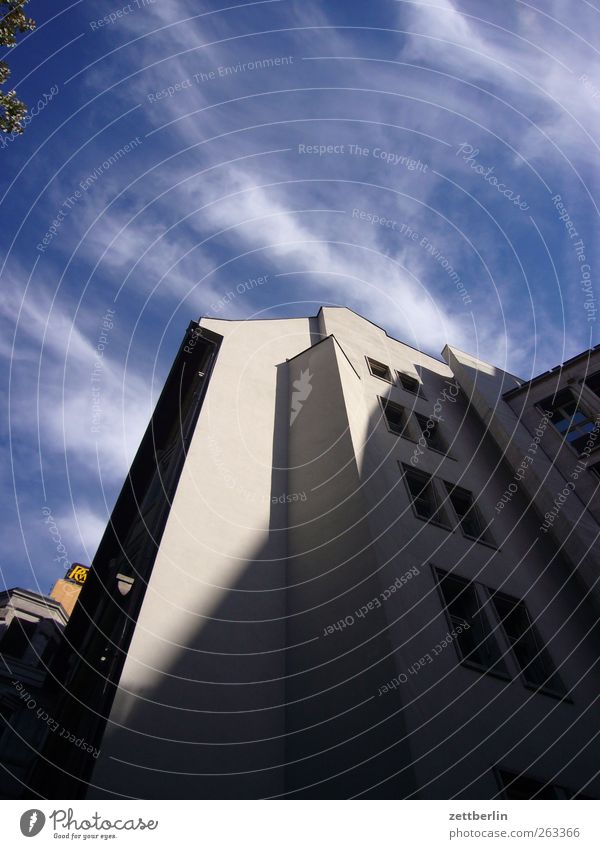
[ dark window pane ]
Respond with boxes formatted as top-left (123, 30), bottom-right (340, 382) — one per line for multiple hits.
top-left (541, 389), bottom-right (597, 455)
top-left (404, 467), bottom-right (446, 525)
top-left (436, 570), bottom-right (507, 673)
top-left (491, 593), bottom-right (565, 694)
top-left (367, 358), bottom-right (392, 381)
top-left (398, 372), bottom-right (425, 396)
top-left (415, 414), bottom-right (446, 452)
top-left (444, 483), bottom-right (493, 543)
top-left (569, 424), bottom-right (599, 454)
top-left (382, 399), bottom-right (408, 436)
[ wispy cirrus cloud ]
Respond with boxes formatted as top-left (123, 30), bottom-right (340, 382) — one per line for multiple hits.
top-left (2, 0), bottom-right (598, 588)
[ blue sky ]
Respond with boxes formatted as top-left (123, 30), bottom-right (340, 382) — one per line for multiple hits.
top-left (1, 0), bottom-right (599, 592)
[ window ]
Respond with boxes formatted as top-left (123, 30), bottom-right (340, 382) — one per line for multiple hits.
top-left (490, 592), bottom-right (565, 695)
top-left (398, 371), bottom-right (425, 397)
top-left (541, 389), bottom-right (598, 454)
top-left (366, 357), bottom-right (392, 382)
top-left (434, 571), bottom-right (569, 694)
top-left (435, 569), bottom-right (508, 674)
top-left (0, 618), bottom-right (37, 659)
top-left (402, 466), bottom-right (449, 526)
top-left (444, 483), bottom-right (494, 544)
top-left (497, 769), bottom-right (573, 799)
top-left (415, 413), bottom-right (446, 453)
top-left (381, 398), bottom-right (409, 437)
top-left (589, 460), bottom-right (600, 478)
top-left (583, 370), bottom-right (600, 398)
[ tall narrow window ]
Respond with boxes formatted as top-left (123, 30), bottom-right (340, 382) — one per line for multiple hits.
top-left (381, 398), bottom-right (409, 436)
top-left (415, 413), bottom-right (446, 453)
top-left (435, 569), bottom-right (507, 674)
top-left (445, 482), bottom-right (494, 544)
top-left (398, 371), bottom-right (426, 397)
top-left (490, 592), bottom-right (565, 695)
top-left (541, 389), bottom-right (598, 454)
top-left (366, 357), bottom-right (392, 382)
top-left (402, 466), bottom-right (448, 526)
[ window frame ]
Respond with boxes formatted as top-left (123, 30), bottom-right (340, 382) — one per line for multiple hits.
top-left (432, 568), bottom-right (570, 697)
top-left (397, 370), bottom-right (427, 398)
top-left (414, 412), bottom-right (447, 455)
top-left (432, 566), bottom-right (510, 680)
top-left (366, 356), bottom-right (393, 383)
top-left (379, 396), bottom-right (412, 438)
top-left (401, 464), bottom-right (452, 529)
top-left (538, 389), bottom-right (599, 457)
top-left (444, 481), bottom-right (496, 547)
top-left (489, 590), bottom-right (567, 699)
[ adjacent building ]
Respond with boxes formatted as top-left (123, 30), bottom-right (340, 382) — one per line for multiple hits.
top-left (0, 587), bottom-right (69, 797)
top-left (28, 308), bottom-right (600, 799)
top-left (49, 563), bottom-right (89, 617)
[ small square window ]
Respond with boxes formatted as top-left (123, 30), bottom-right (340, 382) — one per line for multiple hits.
top-left (381, 398), bottom-right (409, 437)
top-left (444, 482), bottom-right (494, 545)
top-left (398, 372), bottom-right (426, 397)
top-left (490, 592), bottom-right (565, 695)
top-left (402, 465), bottom-right (449, 526)
top-left (366, 357), bottom-right (393, 382)
top-left (415, 413), bottom-right (446, 453)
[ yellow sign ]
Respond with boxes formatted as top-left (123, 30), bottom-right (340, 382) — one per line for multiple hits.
top-left (66, 563), bottom-right (89, 585)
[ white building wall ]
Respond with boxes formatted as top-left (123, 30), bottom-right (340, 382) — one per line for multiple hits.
top-left (88, 308), bottom-right (600, 799)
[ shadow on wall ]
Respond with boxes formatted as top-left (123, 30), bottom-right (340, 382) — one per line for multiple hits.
top-left (26, 350), bottom-right (600, 801)
top-left (84, 358), bottom-right (415, 800)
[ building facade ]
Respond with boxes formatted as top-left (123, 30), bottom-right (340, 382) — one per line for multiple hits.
top-left (28, 308), bottom-right (600, 799)
top-left (48, 563), bottom-right (89, 617)
top-left (0, 587), bottom-right (69, 798)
